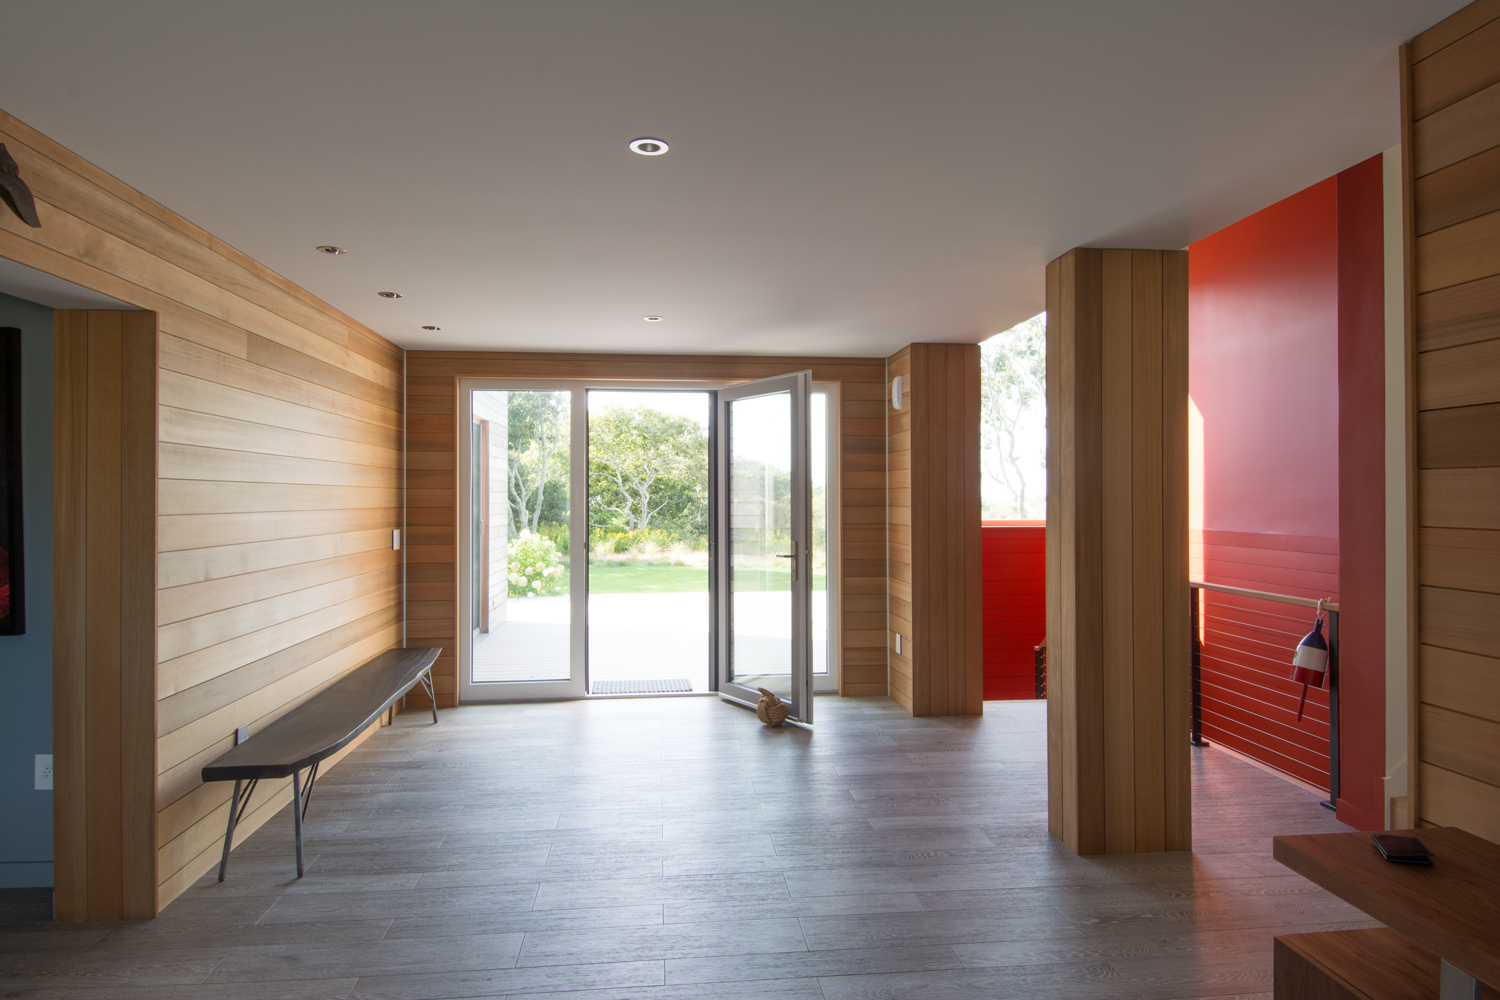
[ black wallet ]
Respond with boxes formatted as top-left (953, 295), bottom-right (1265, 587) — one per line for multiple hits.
top-left (1371, 833), bottom-right (1433, 865)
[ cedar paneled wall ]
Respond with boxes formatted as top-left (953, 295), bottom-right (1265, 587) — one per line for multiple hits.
top-left (404, 352), bottom-right (890, 704)
top-left (887, 349), bottom-right (914, 709)
top-left (1405, 0), bottom-right (1500, 840)
top-left (1045, 248), bottom-right (1190, 855)
top-left (885, 344), bottom-right (983, 717)
top-left (0, 107), bottom-right (405, 914)
top-left (53, 311), bottom-right (158, 920)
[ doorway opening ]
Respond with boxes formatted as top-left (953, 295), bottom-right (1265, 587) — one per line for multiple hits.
top-left (457, 378), bottom-right (838, 708)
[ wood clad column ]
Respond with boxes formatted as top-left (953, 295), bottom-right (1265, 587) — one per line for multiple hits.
top-left (1045, 249), bottom-right (1190, 855)
top-left (53, 310), bottom-right (159, 920)
top-left (886, 343), bottom-right (983, 717)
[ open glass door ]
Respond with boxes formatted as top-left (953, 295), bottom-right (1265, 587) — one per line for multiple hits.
top-left (716, 371), bottom-right (814, 723)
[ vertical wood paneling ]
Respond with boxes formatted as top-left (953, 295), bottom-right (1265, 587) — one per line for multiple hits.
top-left (2, 105), bottom-right (405, 916)
top-left (1047, 247), bottom-right (1190, 856)
top-left (403, 353), bottom-right (889, 704)
top-left (53, 310), bottom-right (158, 920)
top-left (888, 348), bottom-right (913, 711)
top-left (886, 343), bottom-right (982, 718)
top-left (1406, 0), bottom-right (1500, 843)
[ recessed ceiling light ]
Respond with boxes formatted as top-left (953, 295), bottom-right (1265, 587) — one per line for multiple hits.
top-left (316, 245), bottom-right (347, 255)
top-left (422, 325), bottom-right (441, 331)
top-left (629, 138), bottom-right (668, 156)
top-left (644, 315), bottom-right (663, 322)
top-left (377, 291), bottom-right (402, 299)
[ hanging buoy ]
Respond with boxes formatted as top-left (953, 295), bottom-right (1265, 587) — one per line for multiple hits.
top-left (1291, 602), bottom-right (1330, 722)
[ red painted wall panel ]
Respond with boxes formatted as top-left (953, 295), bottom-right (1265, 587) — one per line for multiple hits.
top-left (1190, 159), bottom-right (1387, 821)
top-left (981, 522), bottom-right (1045, 700)
top-left (1334, 155), bottom-right (1387, 832)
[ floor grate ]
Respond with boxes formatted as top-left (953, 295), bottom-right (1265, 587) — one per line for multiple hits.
top-left (590, 678), bottom-right (693, 695)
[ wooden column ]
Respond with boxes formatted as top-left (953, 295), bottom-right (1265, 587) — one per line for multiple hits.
top-left (886, 343), bottom-right (983, 717)
top-left (1045, 249), bottom-right (1190, 854)
top-left (53, 310), bottom-right (158, 920)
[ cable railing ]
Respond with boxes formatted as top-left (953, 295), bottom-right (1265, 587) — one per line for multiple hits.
top-left (1190, 580), bottom-right (1339, 810)
top-left (1029, 581), bottom-right (1341, 809)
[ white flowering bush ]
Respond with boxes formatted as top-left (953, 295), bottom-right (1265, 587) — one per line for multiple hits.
top-left (508, 529), bottom-right (566, 597)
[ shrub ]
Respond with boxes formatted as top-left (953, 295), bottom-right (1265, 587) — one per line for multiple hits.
top-left (535, 520), bottom-right (569, 553)
top-left (508, 529), bottom-right (566, 597)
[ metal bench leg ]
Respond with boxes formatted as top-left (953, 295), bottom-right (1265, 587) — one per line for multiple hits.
top-left (217, 778), bottom-right (258, 882)
top-left (420, 667), bottom-right (438, 724)
top-left (291, 769), bottom-right (306, 878)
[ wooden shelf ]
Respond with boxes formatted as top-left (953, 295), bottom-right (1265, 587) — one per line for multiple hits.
top-left (1273, 827), bottom-right (1500, 990)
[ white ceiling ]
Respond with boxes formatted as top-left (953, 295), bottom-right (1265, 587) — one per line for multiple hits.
top-left (0, 1), bottom-right (1464, 357)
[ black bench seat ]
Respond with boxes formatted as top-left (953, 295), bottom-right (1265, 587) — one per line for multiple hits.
top-left (202, 646), bottom-right (440, 880)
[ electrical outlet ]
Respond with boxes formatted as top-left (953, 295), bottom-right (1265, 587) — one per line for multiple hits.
top-left (34, 754), bottom-right (53, 790)
top-left (236, 725), bottom-right (250, 745)
top-left (391, 528), bottom-right (402, 551)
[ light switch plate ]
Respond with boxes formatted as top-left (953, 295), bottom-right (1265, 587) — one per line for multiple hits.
top-left (236, 725), bottom-right (250, 745)
top-left (392, 528), bottom-right (402, 550)
top-left (34, 754), bottom-right (53, 790)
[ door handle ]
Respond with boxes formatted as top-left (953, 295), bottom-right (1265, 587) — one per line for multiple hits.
top-left (775, 542), bottom-right (797, 581)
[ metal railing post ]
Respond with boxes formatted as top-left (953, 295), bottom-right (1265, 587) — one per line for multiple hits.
top-left (1034, 645), bottom-right (1046, 700)
top-left (1191, 586), bottom-right (1208, 746)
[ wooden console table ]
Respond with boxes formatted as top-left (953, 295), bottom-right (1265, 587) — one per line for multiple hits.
top-left (1273, 828), bottom-right (1500, 999)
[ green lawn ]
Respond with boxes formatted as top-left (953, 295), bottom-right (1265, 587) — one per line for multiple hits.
top-left (585, 561), bottom-right (825, 594)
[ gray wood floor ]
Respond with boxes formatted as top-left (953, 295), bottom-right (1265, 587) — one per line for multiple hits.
top-left (0, 696), bottom-right (1375, 999)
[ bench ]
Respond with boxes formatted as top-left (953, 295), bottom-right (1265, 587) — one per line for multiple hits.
top-left (202, 646), bottom-right (441, 881)
top-left (1273, 828), bottom-right (1500, 998)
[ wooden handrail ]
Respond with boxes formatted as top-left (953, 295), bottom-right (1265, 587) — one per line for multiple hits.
top-left (1189, 579), bottom-right (1338, 613)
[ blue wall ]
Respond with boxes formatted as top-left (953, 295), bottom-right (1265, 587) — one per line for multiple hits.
top-left (0, 291), bottom-right (52, 888)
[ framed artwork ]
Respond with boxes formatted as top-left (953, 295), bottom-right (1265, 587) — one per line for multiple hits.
top-left (0, 327), bottom-right (23, 636)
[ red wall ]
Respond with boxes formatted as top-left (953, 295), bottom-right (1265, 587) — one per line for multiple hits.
top-left (1335, 155), bottom-right (1387, 832)
top-left (1189, 157), bottom-right (1385, 828)
top-left (980, 521), bottom-right (1045, 700)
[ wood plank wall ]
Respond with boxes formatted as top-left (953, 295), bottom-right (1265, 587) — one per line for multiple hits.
top-left (884, 344), bottom-right (983, 717)
top-left (52, 311), bottom-right (158, 920)
top-left (1045, 248), bottom-right (1190, 855)
top-left (404, 352), bottom-right (889, 704)
top-left (1404, 0), bottom-right (1500, 840)
top-left (887, 349), bottom-right (913, 710)
top-left (0, 107), bottom-right (406, 914)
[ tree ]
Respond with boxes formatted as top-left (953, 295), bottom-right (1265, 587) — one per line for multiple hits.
top-left (980, 314), bottom-right (1046, 519)
top-left (588, 406), bottom-right (707, 536)
top-left (507, 392), bottom-right (569, 537)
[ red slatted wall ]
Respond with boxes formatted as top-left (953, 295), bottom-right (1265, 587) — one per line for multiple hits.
top-left (981, 521), bottom-right (1045, 700)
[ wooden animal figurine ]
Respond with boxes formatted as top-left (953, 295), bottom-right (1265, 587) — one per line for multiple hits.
top-left (756, 688), bottom-right (789, 727)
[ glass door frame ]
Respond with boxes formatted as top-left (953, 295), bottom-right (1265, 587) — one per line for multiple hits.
top-left (458, 379), bottom-right (588, 702)
top-left (457, 378), bottom-right (726, 702)
top-left (715, 370), bottom-right (815, 723)
top-left (457, 376), bottom-right (840, 704)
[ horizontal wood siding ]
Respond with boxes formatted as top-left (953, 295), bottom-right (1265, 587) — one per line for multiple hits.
top-left (404, 352), bottom-right (889, 704)
top-left (0, 106), bottom-right (405, 913)
top-left (1407, 1), bottom-right (1500, 841)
